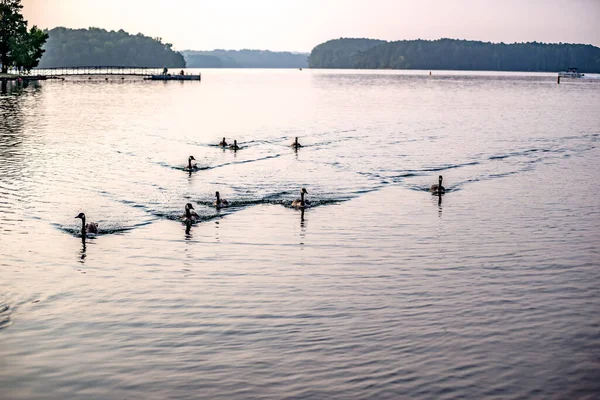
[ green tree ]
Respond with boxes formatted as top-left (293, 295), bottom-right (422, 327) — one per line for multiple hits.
top-left (0, 0), bottom-right (25, 73)
top-left (10, 26), bottom-right (48, 72)
top-left (0, 0), bottom-right (47, 73)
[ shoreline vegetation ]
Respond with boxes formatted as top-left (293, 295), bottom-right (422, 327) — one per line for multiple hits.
top-left (35, 28), bottom-right (309, 70)
top-left (181, 50), bottom-right (308, 69)
top-left (38, 27), bottom-right (185, 68)
top-left (308, 38), bottom-right (600, 73)
top-left (32, 32), bottom-right (600, 73)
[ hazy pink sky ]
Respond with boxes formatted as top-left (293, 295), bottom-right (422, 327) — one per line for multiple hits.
top-left (22, 0), bottom-right (600, 52)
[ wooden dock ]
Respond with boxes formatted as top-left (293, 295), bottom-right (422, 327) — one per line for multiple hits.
top-left (1, 66), bottom-right (201, 82)
top-left (33, 66), bottom-right (165, 77)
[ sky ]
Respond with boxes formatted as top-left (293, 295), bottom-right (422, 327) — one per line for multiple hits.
top-left (21, 0), bottom-right (600, 52)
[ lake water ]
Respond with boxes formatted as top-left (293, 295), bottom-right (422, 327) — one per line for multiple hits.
top-left (1, 69), bottom-right (599, 399)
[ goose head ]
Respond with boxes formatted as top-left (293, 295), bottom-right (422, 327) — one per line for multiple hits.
top-left (189, 156), bottom-right (196, 162)
top-left (439, 175), bottom-right (443, 185)
top-left (75, 213), bottom-right (86, 220)
top-left (185, 203), bottom-right (194, 211)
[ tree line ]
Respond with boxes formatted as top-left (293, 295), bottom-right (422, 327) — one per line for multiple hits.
top-left (308, 38), bottom-right (385, 69)
top-left (38, 27), bottom-right (186, 68)
top-left (0, 0), bottom-right (47, 73)
top-left (182, 49), bottom-right (308, 68)
top-left (308, 38), bottom-right (600, 73)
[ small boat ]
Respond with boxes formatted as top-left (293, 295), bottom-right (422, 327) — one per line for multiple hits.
top-left (558, 68), bottom-right (584, 78)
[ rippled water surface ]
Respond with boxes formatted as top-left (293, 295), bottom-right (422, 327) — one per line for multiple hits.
top-left (1, 70), bottom-right (599, 399)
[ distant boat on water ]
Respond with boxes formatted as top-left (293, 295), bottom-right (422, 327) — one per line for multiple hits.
top-left (558, 68), bottom-right (585, 78)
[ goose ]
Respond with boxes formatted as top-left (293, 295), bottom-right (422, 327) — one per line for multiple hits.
top-left (185, 156), bottom-right (198, 171)
top-left (430, 175), bottom-right (446, 194)
top-left (182, 203), bottom-right (199, 222)
top-left (213, 191), bottom-right (229, 208)
top-left (291, 137), bottom-right (302, 149)
top-left (229, 140), bottom-right (240, 151)
top-left (75, 213), bottom-right (98, 235)
top-left (219, 137), bottom-right (228, 147)
top-left (291, 188), bottom-right (311, 209)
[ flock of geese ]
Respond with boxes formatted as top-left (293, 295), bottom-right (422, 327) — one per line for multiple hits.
top-left (75, 136), bottom-right (446, 236)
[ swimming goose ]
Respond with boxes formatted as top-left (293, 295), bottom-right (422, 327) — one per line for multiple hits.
top-left (291, 188), bottom-right (311, 209)
top-left (182, 203), bottom-right (199, 222)
top-left (291, 137), bottom-right (302, 149)
top-left (229, 140), bottom-right (240, 151)
top-left (430, 175), bottom-right (446, 194)
top-left (185, 156), bottom-right (198, 171)
top-left (75, 213), bottom-right (98, 235)
top-left (213, 191), bottom-right (229, 208)
top-left (219, 137), bottom-right (228, 147)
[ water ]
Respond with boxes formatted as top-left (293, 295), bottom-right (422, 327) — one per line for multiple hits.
top-left (1, 70), bottom-right (599, 399)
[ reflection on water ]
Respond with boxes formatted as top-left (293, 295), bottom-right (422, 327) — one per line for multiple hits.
top-left (0, 82), bottom-right (43, 239)
top-left (184, 219), bottom-right (192, 236)
top-left (214, 220), bottom-right (220, 242)
top-left (79, 238), bottom-right (87, 263)
top-left (0, 80), bottom-right (39, 96)
top-left (1, 70), bottom-right (599, 399)
top-left (299, 208), bottom-right (306, 245)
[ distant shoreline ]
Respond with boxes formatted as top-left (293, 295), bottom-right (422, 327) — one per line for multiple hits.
top-left (308, 38), bottom-right (600, 73)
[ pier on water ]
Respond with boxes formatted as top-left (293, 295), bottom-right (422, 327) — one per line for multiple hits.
top-left (1, 66), bottom-right (201, 82)
top-left (35, 66), bottom-right (165, 77)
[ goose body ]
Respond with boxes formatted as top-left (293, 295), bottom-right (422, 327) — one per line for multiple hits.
top-left (219, 137), bottom-right (228, 147)
top-left (213, 191), bottom-right (229, 208)
top-left (291, 137), bottom-right (302, 149)
top-left (430, 175), bottom-right (446, 194)
top-left (229, 140), bottom-right (240, 150)
top-left (184, 156), bottom-right (198, 171)
top-left (182, 203), bottom-right (199, 222)
top-left (75, 213), bottom-right (98, 235)
top-left (291, 188), bottom-right (310, 209)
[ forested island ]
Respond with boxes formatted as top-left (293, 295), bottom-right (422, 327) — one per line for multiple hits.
top-left (38, 27), bottom-right (185, 68)
top-left (309, 38), bottom-right (600, 72)
top-left (182, 50), bottom-right (308, 68)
